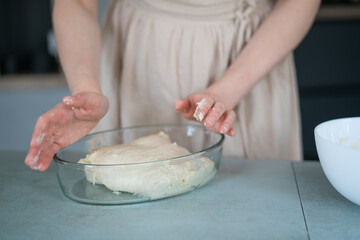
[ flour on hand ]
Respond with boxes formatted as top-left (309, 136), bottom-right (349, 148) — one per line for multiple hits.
top-left (79, 132), bottom-right (216, 199)
top-left (193, 98), bottom-right (207, 121)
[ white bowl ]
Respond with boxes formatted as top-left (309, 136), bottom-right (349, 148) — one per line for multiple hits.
top-left (315, 117), bottom-right (360, 206)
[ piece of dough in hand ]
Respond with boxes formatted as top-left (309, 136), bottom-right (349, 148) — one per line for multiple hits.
top-left (79, 132), bottom-right (216, 199)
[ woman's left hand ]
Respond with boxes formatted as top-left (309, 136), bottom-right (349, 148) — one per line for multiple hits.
top-left (174, 92), bottom-right (236, 136)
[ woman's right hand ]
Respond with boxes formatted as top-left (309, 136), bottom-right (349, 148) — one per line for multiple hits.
top-left (25, 92), bottom-right (109, 171)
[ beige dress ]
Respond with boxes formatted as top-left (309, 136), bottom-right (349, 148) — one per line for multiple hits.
top-left (96, 0), bottom-right (303, 161)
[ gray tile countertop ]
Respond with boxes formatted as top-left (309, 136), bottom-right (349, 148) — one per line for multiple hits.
top-left (0, 151), bottom-right (359, 240)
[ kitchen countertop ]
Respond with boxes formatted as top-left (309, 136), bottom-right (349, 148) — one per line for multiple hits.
top-left (1, 151), bottom-right (359, 240)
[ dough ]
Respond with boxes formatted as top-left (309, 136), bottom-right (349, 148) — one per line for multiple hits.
top-left (79, 132), bottom-right (216, 199)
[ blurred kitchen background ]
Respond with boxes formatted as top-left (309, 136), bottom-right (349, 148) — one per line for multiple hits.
top-left (0, 0), bottom-right (359, 160)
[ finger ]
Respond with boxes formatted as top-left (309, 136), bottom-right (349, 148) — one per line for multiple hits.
top-left (26, 115), bottom-right (49, 166)
top-left (193, 97), bottom-right (214, 122)
top-left (228, 128), bottom-right (236, 136)
top-left (220, 110), bottom-right (236, 134)
top-left (63, 95), bottom-right (84, 108)
top-left (27, 133), bottom-right (52, 168)
top-left (63, 96), bottom-right (74, 110)
top-left (67, 93), bottom-right (109, 121)
top-left (174, 99), bottom-right (190, 113)
top-left (203, 101), bottom-right (226, 128)
top-left (41, 144), bottom-right (61, 171)
top-left (29, 148), bottom-right (46, 170)
top-left (28, 134), bottom-right (57, 171)
top-left (26, 115), bottom-right (59, 169)
top-left (65, 93), bottom-right (104, 109)
top-left (30, 115), bottom-right (49, 147)
top-left (30, 117), bottom-right (48, 147)
top-left (38, 144), bottom-right (59, 171)
top-left (25, 146), bottom-right (42, 167)
top-left (64, 95), bottom-right (89, 119)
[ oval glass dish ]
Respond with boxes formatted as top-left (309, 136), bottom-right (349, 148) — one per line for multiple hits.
top-left (53, 124), bottom-right (224, 205)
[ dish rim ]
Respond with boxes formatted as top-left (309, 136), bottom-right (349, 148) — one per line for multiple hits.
top-left (53, 123), bottom-right (225, 167)
top-left (314, 116), bottom-right (360, 152)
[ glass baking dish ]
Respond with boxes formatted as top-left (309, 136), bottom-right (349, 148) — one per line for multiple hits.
top-left (53, 124), bottom-right (224, 205)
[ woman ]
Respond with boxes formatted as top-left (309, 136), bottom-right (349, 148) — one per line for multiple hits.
top-left (25, 0), bottom-right (320, 171)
